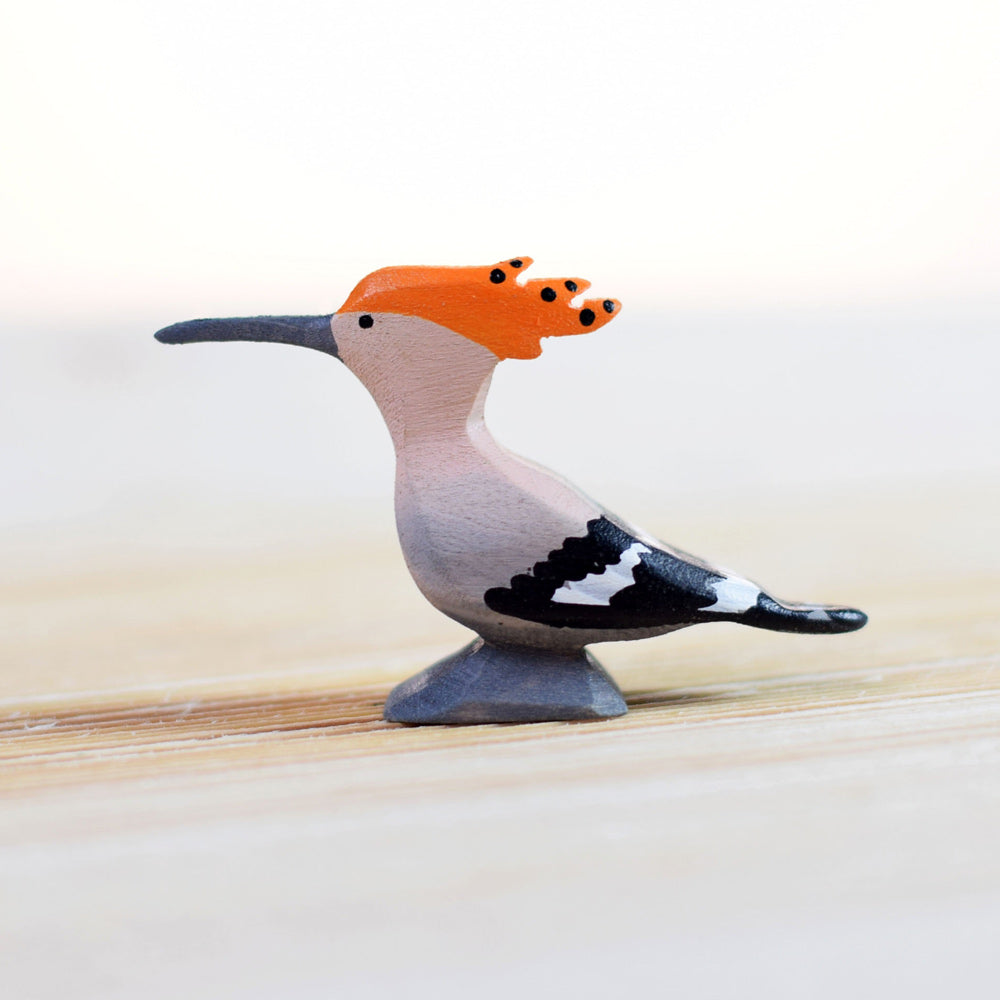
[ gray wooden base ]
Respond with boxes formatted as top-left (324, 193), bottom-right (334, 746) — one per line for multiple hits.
top-left (383, 638), bottom-right (628, 725)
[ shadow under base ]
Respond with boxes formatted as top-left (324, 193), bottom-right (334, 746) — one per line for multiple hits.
top-left (383, 637), bottom-right (628, 725)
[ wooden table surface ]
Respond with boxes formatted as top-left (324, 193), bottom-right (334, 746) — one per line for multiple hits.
top-left (2, 483), bottom-right (999, 998)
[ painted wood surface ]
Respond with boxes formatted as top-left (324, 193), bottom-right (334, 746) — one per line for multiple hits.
top-left (1, 484), bottom-right (997, 997)
top-left (155, 260), bottom-right (866, 722)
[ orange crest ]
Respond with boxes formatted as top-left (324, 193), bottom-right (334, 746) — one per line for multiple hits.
top-left (337, 257), bottom-right (621, 360)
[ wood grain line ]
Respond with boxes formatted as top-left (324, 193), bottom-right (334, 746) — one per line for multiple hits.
top-left (2, 655), bottom-right (996, 792)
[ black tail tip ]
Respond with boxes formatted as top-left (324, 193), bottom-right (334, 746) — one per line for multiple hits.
top-left (829, 607), bottom-right (868, 632)
top-left (749, 595), bottom-right (868, 634)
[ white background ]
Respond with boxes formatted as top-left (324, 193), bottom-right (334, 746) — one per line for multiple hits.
top-left (2, 0), bottom-right (998, 530)
top-left (1, 5), bottom-right (999, 998)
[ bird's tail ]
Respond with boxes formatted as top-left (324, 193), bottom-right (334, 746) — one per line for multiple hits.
top-left (733, 593), bottom-right (867, 635)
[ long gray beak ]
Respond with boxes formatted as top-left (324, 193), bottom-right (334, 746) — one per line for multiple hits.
top-left (154, 314), bottom-right (338, 358)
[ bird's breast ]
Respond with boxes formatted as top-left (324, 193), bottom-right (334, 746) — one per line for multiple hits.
top-left (392, 436), bottom-right (598, 621)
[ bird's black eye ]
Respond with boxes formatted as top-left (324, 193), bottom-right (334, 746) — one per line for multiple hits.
top-left (489, 268), bottom-right (506, 284)
top-left (359, 314), bottom-right (374, 329)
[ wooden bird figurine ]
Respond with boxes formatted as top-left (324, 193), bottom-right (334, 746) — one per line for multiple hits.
top-left (156, 257), bottom-right (867, 724)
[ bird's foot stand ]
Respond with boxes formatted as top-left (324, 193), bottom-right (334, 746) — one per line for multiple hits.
top-left (383, 637), bottom-right (628, 724)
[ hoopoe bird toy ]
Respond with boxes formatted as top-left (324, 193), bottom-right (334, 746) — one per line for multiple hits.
top-left (156, 257), bottom-right (867, 724)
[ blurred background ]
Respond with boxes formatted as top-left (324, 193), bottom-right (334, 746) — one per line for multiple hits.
top-left (1, 0), bottom-right (997, 539)
top-left (1, 3), bottom-right (999, 998)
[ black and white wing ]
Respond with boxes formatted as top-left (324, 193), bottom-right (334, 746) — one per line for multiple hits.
top-left (484, 516), bottom-right (865, 634)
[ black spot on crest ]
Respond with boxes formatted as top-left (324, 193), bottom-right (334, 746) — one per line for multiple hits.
top-left (579, 308), bottom-right (596, 326)
top-left (490, 268), bottom-right (506, 284)
top-left (510, 259), bottom-right (523, 268)
top-left (602, 299), bottom-right (615, 313)
top-left (540, 287), bottom-right (557, 302)
top-left (564, 280), bottom-right (578, 292)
